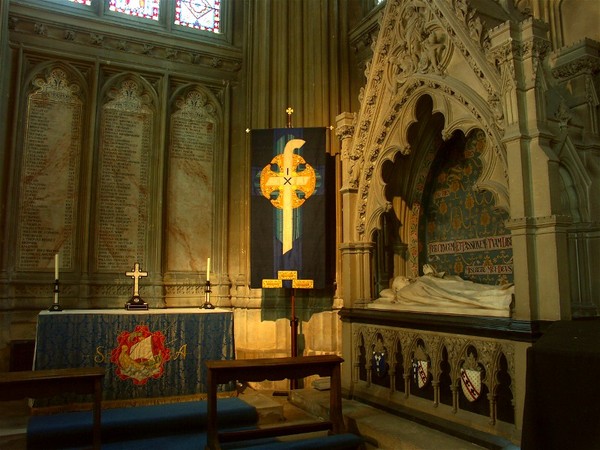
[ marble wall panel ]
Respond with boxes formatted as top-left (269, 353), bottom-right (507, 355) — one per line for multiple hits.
top-left (16, 67), bottom-right (82, 274)
top-left (167, 87), bottom-right (215, 274)
top-left (95, 77), bottom-right (154, 273)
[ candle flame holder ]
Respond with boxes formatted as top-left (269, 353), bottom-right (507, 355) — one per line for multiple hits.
top-left (202, 280), bottom-right (215, 309)
top-left (48, 279), bottom-right (62, 311)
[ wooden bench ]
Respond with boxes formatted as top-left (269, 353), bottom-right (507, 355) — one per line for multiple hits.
top-left (0, 367), bottom-right (105, 450)
top-left (205, 355), bottom-right (345, 450)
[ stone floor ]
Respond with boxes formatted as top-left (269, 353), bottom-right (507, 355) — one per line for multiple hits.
top-left (0, 388), bottom-right (521, 449)
top-left (0, 398), bottom-right (28, 450)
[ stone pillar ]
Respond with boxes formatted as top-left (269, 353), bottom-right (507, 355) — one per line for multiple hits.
top-left (490, 19), bottom-right (572, 321)
top-left (337, 111), bottom-right (373, 394)
top-left (0, 0), bottom-right (9, 245)
top-left (336, 112), bottom-right (373, 308)
top-left (551, 39), bottom-right (600, 316)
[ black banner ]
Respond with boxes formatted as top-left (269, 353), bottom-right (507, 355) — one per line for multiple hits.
top-left (250, 128), bottom-right (331, 289)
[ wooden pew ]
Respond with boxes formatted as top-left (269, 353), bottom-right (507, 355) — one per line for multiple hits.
top-left (0, 367), bottom-right (105, 450)
top-left (205, 355), bottom-right (345, 450)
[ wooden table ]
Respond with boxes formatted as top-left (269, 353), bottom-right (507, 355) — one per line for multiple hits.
top-left (205, 355), bottom-right (344, 450)
top-left (0, 367), bottom-right (105, 450)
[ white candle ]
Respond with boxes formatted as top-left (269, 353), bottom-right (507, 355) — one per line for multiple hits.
top-left (54, 253), bottom-right (59, 280)
top-left (206, 257), bottom-right (210, 282)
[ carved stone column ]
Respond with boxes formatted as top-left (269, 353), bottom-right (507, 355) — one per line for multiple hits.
top-left (489, 19), bottom-right (572, 320)
top-left (336, 112), bottom-right (373, 308)
top-left (551, 40), bottom-right (600, 316)
top-left (0, 0), bottom-right (9, 246)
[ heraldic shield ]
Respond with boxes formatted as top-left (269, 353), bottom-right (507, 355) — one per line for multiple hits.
top-left (372, 335), bottom-right (387, 378)
top-left (460, 352), bottom-right (482, 402)
top-left (413, 359), bottom-right (429, 389)
top-left (412, 343), bottom-right (430, 389)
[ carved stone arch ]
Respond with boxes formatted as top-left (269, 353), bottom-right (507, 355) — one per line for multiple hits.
top-left (427, 335), bottom-right (444, 381)
top-left (353, 326), bottom-right (364, 350)
top-left (441, 118), bottom-right (483, 143)
top-left (353, 327), bottom-right (369, 382)
top-left (368, 330), bottom-right (385, 355)
top-left (360, 80), bottom-right (510, 241)
top-left (497, 343), bottom-right (517, 415)
top-left (100, 72), bottom-right (159, 114)
top-left (488, 346), bottom-right (510, 395)
top-left (20, 60), bottom-right (89, 161)
top-left (556, 135), bottom-right (592, 222)
top-left (399, 331), bottom-right (417, 370)
top-left (490, 346), bottom-right (516, 424)
top-left (354, 326), bottom-right (372, 358)
top-left (381, 328), bottom-right (397, 365)
top-left (443, 336), bottom-right (464, 375)
top-left (362, 327), bottom-right (377, 370)
top-left (389, 330), bottom-right (403, 369)
top-left (169, 84), bottom-right (223, 123)
top-left (25, 61), bottom-right (88, 103)
top-left (407, 334), bottom-right (429, 363)
top-left (498, 342), bottom-right (516, 383)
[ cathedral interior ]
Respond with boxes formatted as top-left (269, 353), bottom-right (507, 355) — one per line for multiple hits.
top-left (0, 0), bottom-right (599, 448)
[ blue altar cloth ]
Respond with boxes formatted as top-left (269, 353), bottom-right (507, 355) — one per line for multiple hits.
top-left (33, 308), bottom-right (234, 406)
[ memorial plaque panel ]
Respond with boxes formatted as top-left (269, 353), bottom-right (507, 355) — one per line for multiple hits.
top-left (95, 78), bottom-right (153, 272)
top-left (16, 68), bottom-right (82, 272)
top-left (167, 89), bottom-right (215, 271)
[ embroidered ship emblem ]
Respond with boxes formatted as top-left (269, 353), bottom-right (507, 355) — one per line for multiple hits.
top-left (111, 325), bottom-right (170, 385)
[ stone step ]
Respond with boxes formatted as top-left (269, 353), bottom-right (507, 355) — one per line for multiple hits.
top-left (239, 391), bottom-right (285, 425)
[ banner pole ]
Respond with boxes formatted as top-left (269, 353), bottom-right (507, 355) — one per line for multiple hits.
top-left (290, 287), bottom-right (298, 389)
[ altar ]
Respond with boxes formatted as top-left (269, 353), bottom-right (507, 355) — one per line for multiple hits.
top-left (33, 308), bottom-right (234, 408)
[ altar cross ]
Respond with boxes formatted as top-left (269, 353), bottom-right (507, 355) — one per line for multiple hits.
top-left (126, 262), bottom-right (148, 298)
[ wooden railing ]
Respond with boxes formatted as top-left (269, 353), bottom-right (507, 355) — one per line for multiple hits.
top-left (0, 367), bottom-right (105, 450)
top-left (205, 355), bottom-right (344, 450)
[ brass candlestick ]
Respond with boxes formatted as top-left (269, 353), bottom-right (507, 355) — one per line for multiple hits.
top-left (48, 279), bottom-right (62, 311)
top-left (202, 280), bottom-right (215, 309)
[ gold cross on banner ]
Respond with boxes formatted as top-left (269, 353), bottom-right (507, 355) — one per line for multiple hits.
top-left (262, 139), bottom-right (316, 254)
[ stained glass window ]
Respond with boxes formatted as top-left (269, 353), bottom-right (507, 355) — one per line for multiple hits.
top-left (175, 0), bottom-right (221, 33)
top-left (60, 0), bottom-right (223, 34)
top-left (109, 0), bottom-right (161, 21)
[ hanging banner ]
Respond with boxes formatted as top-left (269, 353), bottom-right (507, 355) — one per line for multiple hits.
top-left (250, 128), bottom-right (330, 289)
